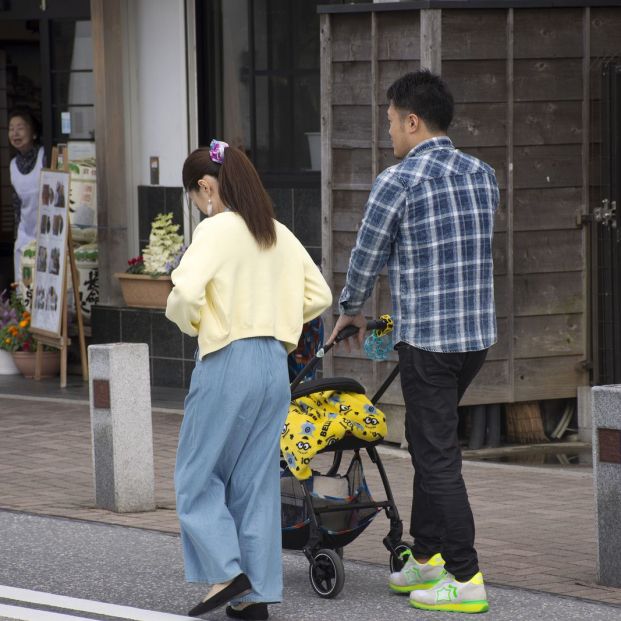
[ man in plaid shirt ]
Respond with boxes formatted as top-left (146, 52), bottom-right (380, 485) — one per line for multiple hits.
top-left (329, 71), bottom-right (499, 614)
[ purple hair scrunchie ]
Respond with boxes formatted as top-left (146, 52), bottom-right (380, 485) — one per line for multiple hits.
top-left (209, 139), bottom-right (229, 164)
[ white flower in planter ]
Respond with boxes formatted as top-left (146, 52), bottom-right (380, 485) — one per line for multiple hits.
top-left (142, 213), bottom-right (184, 276)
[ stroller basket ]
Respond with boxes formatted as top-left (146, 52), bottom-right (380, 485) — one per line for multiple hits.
top-left (281, 455), bottom-right (380, 550)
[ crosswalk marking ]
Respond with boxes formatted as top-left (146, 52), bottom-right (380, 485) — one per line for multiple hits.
top-left (0, 585), bottom-right (193, 621)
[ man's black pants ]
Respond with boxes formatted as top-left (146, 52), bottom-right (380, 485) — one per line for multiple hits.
top-left (396, 343), bottom-right (488, 582)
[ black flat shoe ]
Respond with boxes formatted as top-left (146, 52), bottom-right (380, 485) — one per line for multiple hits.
top-left (225, 603), bottom-right (269, 620)
top-left (188, 573), bottom-right (252, 617)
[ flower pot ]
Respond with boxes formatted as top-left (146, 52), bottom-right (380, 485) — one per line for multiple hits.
top-left (12, 350), bottom-right (61, 379)
top-left (115, 273), bottom-right (173, 309)
top-left (0, 349), bottom-right (19, 375)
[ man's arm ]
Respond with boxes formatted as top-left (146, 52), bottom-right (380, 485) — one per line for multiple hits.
top-left (328, 168), bottom-right (406, 346)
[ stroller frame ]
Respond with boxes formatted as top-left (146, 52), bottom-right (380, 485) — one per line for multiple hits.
top-left (284, 320), bottom-right (411, 598)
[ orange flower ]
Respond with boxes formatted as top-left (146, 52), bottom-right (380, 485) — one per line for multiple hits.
top-left (8, 326), bottom-right (18, 336)
top-left (19, 319), bottom-right (28, 328)
top-left (22, 311), bottom-right (30, 319)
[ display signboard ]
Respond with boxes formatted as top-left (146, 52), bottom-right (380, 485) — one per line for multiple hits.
top-left (30, 169), bottom-right (70, 338)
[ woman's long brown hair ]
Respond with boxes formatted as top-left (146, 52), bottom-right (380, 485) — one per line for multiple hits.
top-left (182, 146), bottom-right (276, 248)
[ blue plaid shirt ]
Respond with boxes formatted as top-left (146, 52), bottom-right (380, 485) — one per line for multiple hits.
top-left (339, 136), bottom-right (499, 353)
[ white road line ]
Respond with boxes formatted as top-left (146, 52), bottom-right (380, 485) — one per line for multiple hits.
top-left (0, 603), bottom-right (95, 620)
top-left (0, 585), bottom-right (193, 621)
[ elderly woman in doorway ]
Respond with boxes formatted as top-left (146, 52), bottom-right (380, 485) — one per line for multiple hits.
top-left (8, 107), bottom-right (45, 283)
top-left (165, 140), bottom-right (332, 620)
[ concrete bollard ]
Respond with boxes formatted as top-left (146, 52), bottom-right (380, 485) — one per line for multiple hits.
top-left (592, 385), bottom-right (621, 587)
top-left (88, 343), bottom-right (156, 513)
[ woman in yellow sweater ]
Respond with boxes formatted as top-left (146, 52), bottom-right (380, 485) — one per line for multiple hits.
top-left (166, 140), bottom-right (332, 620)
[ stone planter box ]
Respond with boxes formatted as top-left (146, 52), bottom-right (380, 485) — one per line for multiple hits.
top-left (115, 273), bottom-right (173, 310)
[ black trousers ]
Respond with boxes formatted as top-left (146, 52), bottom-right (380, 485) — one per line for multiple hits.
top-left (396, 343), bottom-right (488, 582)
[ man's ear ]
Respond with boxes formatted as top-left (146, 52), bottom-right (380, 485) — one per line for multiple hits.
top-left (407, 113), bottom-right (419, 134)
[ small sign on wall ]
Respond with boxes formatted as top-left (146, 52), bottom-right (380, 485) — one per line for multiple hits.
top-left (150, 156), bottom-right (159, 185)
top-left (61, 112), bottom-right (71, 135)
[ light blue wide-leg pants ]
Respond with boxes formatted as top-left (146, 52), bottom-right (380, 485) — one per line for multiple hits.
top-left (175, 337), bottom-right (290, 603)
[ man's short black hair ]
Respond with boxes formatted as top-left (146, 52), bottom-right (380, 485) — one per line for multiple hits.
top-left (386, 70), bottom-right (454, 132)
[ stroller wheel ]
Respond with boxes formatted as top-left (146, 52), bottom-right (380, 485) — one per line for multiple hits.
top-left (389, 542), bottom-right (412, 573)
top-left (335, 547), bottom-right (344, 559)
top-left (309, 549), bottom-right (345, 598)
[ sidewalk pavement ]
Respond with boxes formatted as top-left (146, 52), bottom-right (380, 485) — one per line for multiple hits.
top-left (0, 392), bottom-right (620, 608)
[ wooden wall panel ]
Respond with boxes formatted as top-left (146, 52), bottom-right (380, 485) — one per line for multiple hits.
top-left (332, 62), bottom-right (371, 105)
top-left (514, 188), bottom-right (581, 231)
top-left (332, 149), bottom-right (372, 188)
top-left (450, 103), bottom-right (507, 148)
top-left (514, 59), bottom-right (582, 102)
top-left (377, 12), bottom-right (420, 61)
top-left (495, 194), bottom-right (508, 233)
top-left (514, 9), bottom-right (583, 59)
top-left (590, 8), bottom-right (621, 58)
top-left (513, 144), bottom-right (582, 189)
top-left (332, 190), bottom-right (368, 232)
top-left (514, 314), bottom-right (583, 358)
top-left (331, 14), bottom-right (371, 62)
top-left (442, 10), bottom-right (507, 60)
top-left (514, 272), bottom-right (583, 316)
top-left (514, 101), bottom-right (582, 146)
top-left (514, 356), bottom-right (585, 401)
top-left (514, 230), bottom-right (583, 274)
top-left (443, 60), bottom-right (506, 103)
top-left (333, 105), bottom-right (372, 143)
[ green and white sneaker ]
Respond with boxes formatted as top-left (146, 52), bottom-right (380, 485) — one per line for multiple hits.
top-left (409, 571), bottom-right (489, 613)
top-left (389, 550), bottom-right (446, 593)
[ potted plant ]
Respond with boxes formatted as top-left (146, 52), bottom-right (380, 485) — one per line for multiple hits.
top-left (115, 213), bottom-right (186, 309)
top-left (0, 286), bottom-right (60, 378)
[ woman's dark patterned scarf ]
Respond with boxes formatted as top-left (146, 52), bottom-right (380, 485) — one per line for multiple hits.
top-left (15, 146), bottom-right (39, 175)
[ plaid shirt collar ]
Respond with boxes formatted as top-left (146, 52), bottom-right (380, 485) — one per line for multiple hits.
top-left (406, 136), bottom-right (454, 159)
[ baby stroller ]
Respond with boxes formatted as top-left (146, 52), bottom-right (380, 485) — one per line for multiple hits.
top-left (280, 318), bottom-right (410, 598)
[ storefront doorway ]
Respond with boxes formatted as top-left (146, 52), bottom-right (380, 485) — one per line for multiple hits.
top-left (0, 0), bottom-right (91, 287)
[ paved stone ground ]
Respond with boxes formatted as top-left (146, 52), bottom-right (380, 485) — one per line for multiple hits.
top-left (0, 396), bottom-right (620, 607)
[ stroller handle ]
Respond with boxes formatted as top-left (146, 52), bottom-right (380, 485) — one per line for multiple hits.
top-left (290, 316), bottom-right (391, 391)
top-left (334, 318), bottom-right (388, 344)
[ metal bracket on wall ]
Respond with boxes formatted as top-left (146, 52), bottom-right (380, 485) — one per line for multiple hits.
top-left (579, 199), bottom-right (617, 228)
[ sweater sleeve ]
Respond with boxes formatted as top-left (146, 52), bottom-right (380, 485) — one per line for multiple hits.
top-left (301, 249), bottom-right (333, 324)
top-left (165, 223), bottom-right (218, 336)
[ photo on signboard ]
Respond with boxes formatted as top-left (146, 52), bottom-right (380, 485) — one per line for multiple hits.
top-left (49, 247), bottom-right (60, 275)
top-left (36, 245), bottom-right (47, 272)
top-left (52, 214), bottom-right (64, 236)
top-left (41, 183), bottom-right (53, 206)
top-left (46, 286), bottom-right (58, 312)
top-left (40, 214), bottom-right (50, 236)
top-left (54, 179), bottom-right (66, 208)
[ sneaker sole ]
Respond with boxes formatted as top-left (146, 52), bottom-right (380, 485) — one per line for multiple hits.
top-left (389, 580), bottom-right (440, 594)
top-left (410, 600), bottom-right (489, 613)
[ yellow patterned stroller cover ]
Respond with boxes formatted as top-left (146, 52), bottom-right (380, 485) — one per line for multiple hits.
top-left (281, 390), bottom-right (387, 480)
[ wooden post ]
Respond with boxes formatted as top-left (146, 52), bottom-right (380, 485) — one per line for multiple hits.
top-left (506, 8), bottom-right (515, 403)
top-left (420, 9), bottom-right (442, 74)
top-left (91, 0), bottom-right (129, 306)
top-left (320, 12), bottom-right (334, 377)
top-left (583, 7), bottom-right (594, 383)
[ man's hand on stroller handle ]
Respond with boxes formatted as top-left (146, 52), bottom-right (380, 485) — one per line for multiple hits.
top-left (327, 313), bottom-right (388, 352)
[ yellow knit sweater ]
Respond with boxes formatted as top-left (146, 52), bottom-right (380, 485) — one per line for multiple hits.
top-left (165, 212), bottom-right (333, 357)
